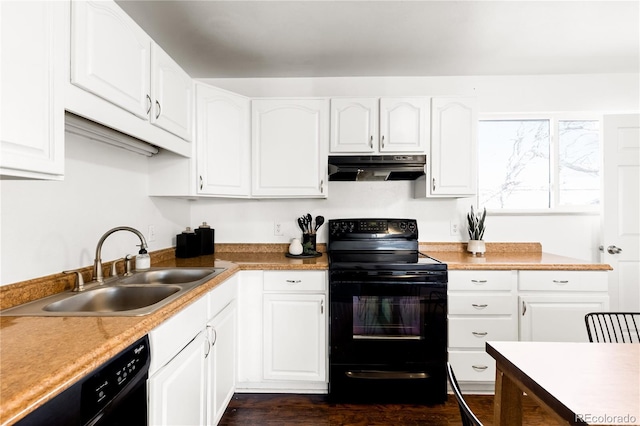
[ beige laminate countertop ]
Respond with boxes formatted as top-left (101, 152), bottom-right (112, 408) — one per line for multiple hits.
top-left (0, 243), bottom-right (608, 425)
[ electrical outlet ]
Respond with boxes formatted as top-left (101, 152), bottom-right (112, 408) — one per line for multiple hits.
top-left (148, 225), bottom-right (156, 242)
top-left (274, 221), bottom-right (284, 236)
top-left (450, 221), bottom-right (459, 236)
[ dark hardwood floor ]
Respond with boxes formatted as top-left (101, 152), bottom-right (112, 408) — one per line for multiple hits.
top-left (219, 393), bottom-right (561, 425)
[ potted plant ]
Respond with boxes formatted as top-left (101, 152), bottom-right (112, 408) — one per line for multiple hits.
top-left (466, 205), bottom-right (486, 255)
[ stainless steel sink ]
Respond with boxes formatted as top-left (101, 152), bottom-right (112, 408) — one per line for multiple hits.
top-left (43, 285), bottom-right (181, 313)
top-left (0, 267), bottom-right (226, 317)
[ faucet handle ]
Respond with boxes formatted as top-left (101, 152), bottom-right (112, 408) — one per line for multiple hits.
top-left (63, 270), bottom-right (85, 292)
top-left (110, 258), bottom-right (125, 278)
top-left (124, 254), bottom-right (134, 276)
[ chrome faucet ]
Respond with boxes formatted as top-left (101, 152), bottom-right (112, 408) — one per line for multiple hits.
top-left (94, 226), bottom-right (148, 283)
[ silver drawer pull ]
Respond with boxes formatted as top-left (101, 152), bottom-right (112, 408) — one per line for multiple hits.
top-left (472, 365), bottom-right (488, 371)
top-left (471, 279), bottom-right (487, 284)
top-left (472, 304), bottom-right (488, 309)
top-left (472, 331), bottom-right (488, 337)
top-left (553, 280), bottom-right (569, 284)
top-left (286, 279), bottom-right (302, 284)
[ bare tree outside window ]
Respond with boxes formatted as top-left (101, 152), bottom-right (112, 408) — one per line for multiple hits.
top-left (478, 118), bottom-right (600, 210)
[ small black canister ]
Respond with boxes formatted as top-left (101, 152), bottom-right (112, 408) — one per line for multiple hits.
top-left (176, 227), bottom-right (201, 258)
top-left (195, 222), bottom-right (215, 255)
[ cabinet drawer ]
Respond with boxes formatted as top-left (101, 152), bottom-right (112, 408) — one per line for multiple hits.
top-left (448, 318), bottom-right (516, 348)
top-left (519, 271), bottom-right (607, 292)
top-left (264, 271), bottom-right (326, 292)
top-left (448, 351), bottom-right (496, 382)
top-left (448, 294), bottom-right (514, 315)
top-left (448, 271), bottom-right (515, 291)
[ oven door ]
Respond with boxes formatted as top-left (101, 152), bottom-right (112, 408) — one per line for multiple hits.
top-left (329, 270), bottom-right (447, 402)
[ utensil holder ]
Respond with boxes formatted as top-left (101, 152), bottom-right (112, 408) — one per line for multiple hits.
top-left (302, 234), bottom-right (317, 254)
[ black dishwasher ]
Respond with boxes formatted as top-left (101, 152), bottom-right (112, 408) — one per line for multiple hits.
top-left (16, 335), bottom-right (150, 426)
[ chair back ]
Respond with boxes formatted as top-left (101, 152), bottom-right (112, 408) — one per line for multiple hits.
top-left (585, 312), bottom-right (640, 343)
top-left (446, 362), bottom-right (483, 426)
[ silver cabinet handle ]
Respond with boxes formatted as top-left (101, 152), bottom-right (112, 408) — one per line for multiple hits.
top-left (432, 178), bottom-right (436, 191)
top-left (472, 365), bottom-right (488, 371)
top-left (472, 331), bottom-right (488, 337)
top-left (471, 279), bottom-right (487, 284)
top-left (200, 175), bottom-right (203, 190)
top-left (370, 135), bottom-right (374, 149)
top-left (146, 94), bottom-right (152, 115)
top-left (553, 280), bottom-right (569, 284)
top-left (155, 100), bottom-right (161, 119)
top-left (286, 279), bottom-right (302, 284)
top-left (320, 300), bottom-right (324, 314)
top-left (472, 304), bottom-right (488, 309)
top-left (522, 301), bottom-right (527, 316)
top-left (320, 179), bottom-right (324, 194)
top-left (381, 135), bottom-right (385, 148)
top-left (607, 245), bottom-right (623, 254)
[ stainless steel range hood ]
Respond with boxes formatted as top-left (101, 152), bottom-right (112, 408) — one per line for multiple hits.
top-left (328, 155), bottom-right (426, 181)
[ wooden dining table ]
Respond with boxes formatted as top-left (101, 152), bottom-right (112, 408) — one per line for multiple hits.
top-left (486, 341), bottom-right (640, 426)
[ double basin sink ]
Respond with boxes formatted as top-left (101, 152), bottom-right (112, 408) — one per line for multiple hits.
top-left (1, 267), bottom-right (226, 317)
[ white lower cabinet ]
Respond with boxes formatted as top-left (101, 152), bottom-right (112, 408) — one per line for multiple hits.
top-left (447, 269), bottom-right (609, 393)
top-left (447, 270), bottom-right (518, 393)
top-left (236, 270), bottom-right (328, 393)
top-left (148, 276), bottom-right (237, 425)
top-left (519, 271), bottom-right (609, 342)
top-left (148, 330), bottom-right (208, 426)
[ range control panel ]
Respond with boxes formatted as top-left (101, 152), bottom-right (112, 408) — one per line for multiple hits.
top-left (329, 219), bottom-right (418, 239)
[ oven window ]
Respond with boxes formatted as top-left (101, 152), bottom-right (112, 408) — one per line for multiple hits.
top-left (353, 296), bottom-right (421, 340)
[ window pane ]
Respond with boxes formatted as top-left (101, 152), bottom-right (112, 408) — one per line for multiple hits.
top-left (478, 120), bottom-right (550, 209)
top-left (558, 120), bottom-right (600, 206)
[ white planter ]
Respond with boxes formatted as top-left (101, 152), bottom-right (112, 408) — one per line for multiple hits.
top-left (467, 240), bottom-right (486, 256)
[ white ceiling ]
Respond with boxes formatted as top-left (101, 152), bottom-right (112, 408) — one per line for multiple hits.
top-left (116, 0), bottom-right (640, 78)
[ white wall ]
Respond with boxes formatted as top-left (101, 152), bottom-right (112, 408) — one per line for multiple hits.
top-left (0, 133), bottom-right (190, 285)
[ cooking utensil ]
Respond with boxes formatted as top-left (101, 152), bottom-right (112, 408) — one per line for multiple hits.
top-left (306, 213), bottom-right (313, 233)
top-left (314, 215), bottom-right (324, 232)
top-left (297, 217), bottom-right (306, 233)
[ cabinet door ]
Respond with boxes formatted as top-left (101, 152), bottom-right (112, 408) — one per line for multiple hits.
top-left (379, 98), bottom-right (429, 153)
top-left (252, 99), bottom-right (329, 197)
top-left (71, 0), bottom-right (151, 119)
top-left (206, 301), bottom-right (237, 426)
top-left (1, 0), bottom-right (65, 179)
top-left (148, 332), bottom-right (207, 426)
top-left (330, 98), bottom-right (378, 153)
top-left (429, 97), bottom-right (477, 196)
top-left (197, 84), bottom-right (251, 196)
top-left (263, 293), bottom-right (326, 382)
top-left (519, 295), bottom-right (609, 342)
top-left (151, 43), bottom-right (192, 141)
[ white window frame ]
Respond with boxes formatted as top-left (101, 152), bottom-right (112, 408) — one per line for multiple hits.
top-left (478, 112), bottom-right (602, 216)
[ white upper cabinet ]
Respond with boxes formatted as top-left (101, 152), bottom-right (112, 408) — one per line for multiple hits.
top-left (330, 98), bottom-right (379, 153)
top-left (252, 99), bottom-right (329, 198)
top-left (71, 0), bottom-right (151, 119)
top-left (379, 98), bottom-right (429, 153)
top-left (1, 1), bottom-right (66, 180)
top-left (196, 84), bottom-right (251, 197)
top-left (68, 0), bottom-right (192, 155)
top-left (415, 97), bottom-right (477, 198)
top-left (330, 97), bottom-right (429, 154)
top-left (151, 44), bottom-right (193, 141)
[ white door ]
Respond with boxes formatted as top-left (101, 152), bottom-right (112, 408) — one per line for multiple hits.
top-left (263, 293), bottom-right (326, 382)
top-left (602, 115), bottom-right (640, 311)
top-left (330, 98), bottom-right (378, 153)
top-left (148, 332), bottom-right (207, 426)
top-left (71, 0), bottom-right (151, 119)
top-left (151, 43), bottom-right (192, 141)
top-left (196, 84), bottom-right (250, 196)
top-left (379, 98), bottom-right (429, 153)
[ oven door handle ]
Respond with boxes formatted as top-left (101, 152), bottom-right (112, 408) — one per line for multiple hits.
top-left (345, 370), bottom-right (430, 380)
